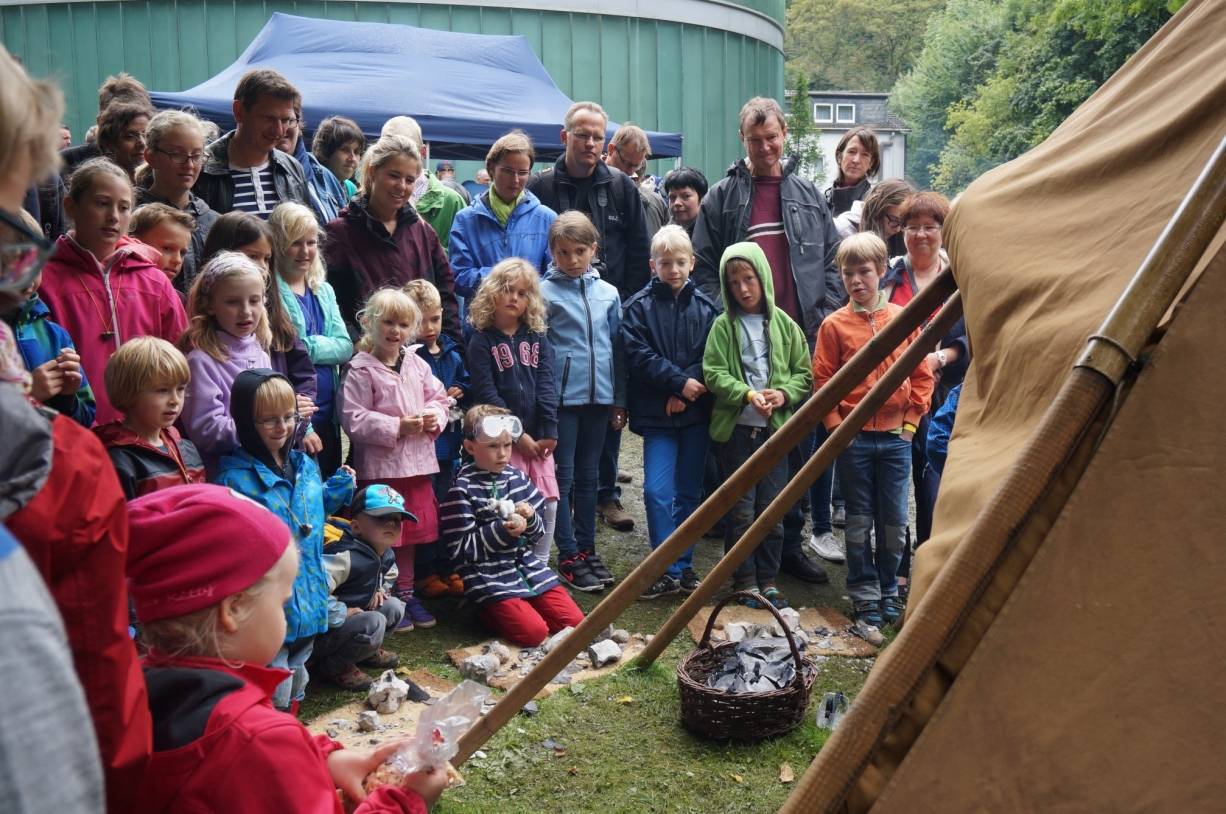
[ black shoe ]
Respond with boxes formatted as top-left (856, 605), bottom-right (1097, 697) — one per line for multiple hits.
top-left (582, 551), bottom-right (615, 585)
top-left (780, 552), bottom-right (830, 584)
top-left (640, 575), bottom-right (681, 599)
top-left (558, 556), bottom-right (604, 593)
top-left (679, 568), bottom-right (701, 593)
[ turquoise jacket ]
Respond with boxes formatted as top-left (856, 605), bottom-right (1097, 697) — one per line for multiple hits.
top-left (276, 275), bottom-right (353, 419)
top-left (540, 267), bottom-right (623, 408)
top-left (216, 448), bottom-right (355, 642)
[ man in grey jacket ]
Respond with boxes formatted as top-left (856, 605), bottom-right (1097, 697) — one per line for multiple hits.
top-left (691, 96), bottom-right (844, 585)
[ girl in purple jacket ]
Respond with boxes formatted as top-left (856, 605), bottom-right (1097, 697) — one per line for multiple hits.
top-left (341, 288), bottom-right (450, 631)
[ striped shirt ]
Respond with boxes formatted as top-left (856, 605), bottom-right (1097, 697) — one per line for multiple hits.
top-left (441, 462), bottom-right (559, 605)
top-left (230, 161), bottom-right (279, 218)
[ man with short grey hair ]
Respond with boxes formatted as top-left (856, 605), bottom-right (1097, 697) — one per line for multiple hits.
top-left (606, 124), bottom-right (667, 237)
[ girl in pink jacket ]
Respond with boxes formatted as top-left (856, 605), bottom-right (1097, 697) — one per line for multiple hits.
top-left (38, 158), bottom-right (187, 425)
top-left (342, 288), bottom-right (449, 630)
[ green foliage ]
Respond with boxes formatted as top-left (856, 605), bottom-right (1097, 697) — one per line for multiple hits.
top-left (785, 73), bottom-right (825, 185)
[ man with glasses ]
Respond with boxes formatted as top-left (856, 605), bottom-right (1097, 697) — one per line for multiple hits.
top-left (194, 68), bottom-right (309, 219)
top-left (528, 101), bottom-right (651, 534)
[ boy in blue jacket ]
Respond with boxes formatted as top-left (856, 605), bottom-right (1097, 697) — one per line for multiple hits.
top-left (405, 279), bottom-right (469, 599)
top-left (622, 225), bottom-right (719, 598)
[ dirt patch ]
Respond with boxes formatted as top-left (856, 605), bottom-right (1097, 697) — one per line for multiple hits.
top-left (446, 636), bottom-right (649, 698)
top-left (304, 668), bottom-right (457, 750)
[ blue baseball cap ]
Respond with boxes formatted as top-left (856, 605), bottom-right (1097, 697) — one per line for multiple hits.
top-left (351, 484), bottom-right (418, 522)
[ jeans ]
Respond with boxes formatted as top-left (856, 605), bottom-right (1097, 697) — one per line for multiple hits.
top-left (838, 431), bottom-right (911, 603)
top-left (554, 405), bottom-right (608, 559)
top-left (271, 636), bottom-right (315, 709)
top-left (416, 459), bottom-right (458, 577)
top-left (641, 425), bottom-right (709, 579)
top-left (311, 598), bottom-right (405, 677)
top-left (597, 426), bottom-right (622, 504)
top-left (718, 425), bottom-right (786, 588)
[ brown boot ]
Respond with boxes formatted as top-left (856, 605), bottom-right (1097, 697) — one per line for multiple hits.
top-left (598, 500), bottom-right (635, 532)
top-left (326, 665), bottom-right (373, 691)
top-left (358, 648), bottom-right (399, 669)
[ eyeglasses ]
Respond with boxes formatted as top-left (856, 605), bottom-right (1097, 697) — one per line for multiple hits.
top-left (155, 148), bottom-right (205, 166)
top-left (904, 224), bottom-right (941, 235)
top-left (465, 414), bottom-right (523, 441)
top-left (568, 130), bottom-right (605, 144)
top-left (0, 208), bottom-right (53, 293)
top-left (261, 114), bottom-right (299, 128)
top-left (254, 412), bottom-right (301, 430)
top-left (883, 214), bottom-right (903, 230)
top-left (495, 165), bottom-right (532, 179)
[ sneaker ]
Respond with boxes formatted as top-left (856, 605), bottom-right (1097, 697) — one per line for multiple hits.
top-left (581, 551), bottom-right (615, 585)
top-left (393, 614), bottom-right (415, 633)
top-left (807, 531), bottom-right (845, 564)
top-left (832, 506), bottom-right (847, 528)
top-left (404, 596), bottom-right (436, 628)
top-left (617, 469), bottom-right (633, 484)
top-left (679, 568), bottom-right (701, 593)
top-left (597, 500), bottom-right (635, 532)
top-left (416, 575), bottom-right (450, 599)
top-left (881, 595), bottom-right (905, 627)
top-left (760, 586), bottom-right (790, 609)
top-left (850, 618), bottom-right (885, 646)
top-left (779, 551), bottom-right (830, 584)
top-left (358, 648), bottom-right (399, 669)
top-left (326, 665), bottom-right (373, 691)
top-left (640, 575), bottom-right (681, 599)
top-left (853, 599), bottom-right (884, 629)
top-left (445, 573), bottom-right (465, 596)
top-left (558, 556), bottom-right (604, 593)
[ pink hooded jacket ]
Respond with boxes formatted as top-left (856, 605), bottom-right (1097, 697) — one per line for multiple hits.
top-left (38, 235), bottom-right (187, 425)
top-left (341, 347), bottom-right (449, 480)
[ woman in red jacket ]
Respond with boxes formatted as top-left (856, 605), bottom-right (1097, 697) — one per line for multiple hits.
top-left (129, 485), bottom-right (447, 814)
top-left (324, 135), bottom-right (461, 341)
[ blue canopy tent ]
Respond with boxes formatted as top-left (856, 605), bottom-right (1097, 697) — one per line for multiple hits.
top-left (149, 12), bottom-right (683, 161)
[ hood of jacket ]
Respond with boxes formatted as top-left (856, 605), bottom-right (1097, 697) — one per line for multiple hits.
top-left (93, 420), bottom-right (185, 451)
top-left (726, 154), bottom-right (801, 181)
top-left (475, 187), bottom-right (544, 223)
top-left (16, 293), bottom-right (51, 327)
top-left (230, 368), bottom-right (295, 477)
top-left (717, 241), bottom-right (778, 320)
top-left (347, 344), bottom-right (421, 373)
top-left (542, 266), bottom-right (601, 285)
top-left (0, 383), bottom-right (52, 520)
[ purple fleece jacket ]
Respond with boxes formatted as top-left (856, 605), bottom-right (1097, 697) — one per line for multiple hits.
top-left (182, 331), bottom-right (272, 474)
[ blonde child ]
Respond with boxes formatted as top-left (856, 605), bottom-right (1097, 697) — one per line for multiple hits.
top-left (217, 370), bottom-right (356, 712)
top-left (404, 279), bottom-right (468, 598)
top-left (465, 258), bottom-right (559, 566)
top-left (128, 484), bottom-right (445, 812)
top-left (341, 288), bottom-right (450, 631)
top-left (129, 202), bottom-right (194, 284)
top-left (271, 202), bottom-right (354, 475)
top-left (93, 337), bottom-right (205, 500)
top-left (540, 213), bottom-right (623, 593)
top-left (180, 251), bottom-right (273, 473)
top-left (37, 157), bottom-right (187, 424)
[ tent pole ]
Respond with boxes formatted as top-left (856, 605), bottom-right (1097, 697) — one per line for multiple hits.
top-left (636, 295), bottom-right (964, 668)
top-left (452, 272), bottom-right (957, 766)
top-left (778, 133), bottom-right (1226, 814)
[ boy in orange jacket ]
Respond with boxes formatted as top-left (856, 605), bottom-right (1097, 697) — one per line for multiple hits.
top-left (812, 232), bottom-right (934, 636)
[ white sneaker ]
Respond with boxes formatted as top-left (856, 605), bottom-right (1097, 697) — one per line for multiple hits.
top-left (807, 531), bottom-right (845, 563)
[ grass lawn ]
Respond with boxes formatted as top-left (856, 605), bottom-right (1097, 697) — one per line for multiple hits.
top-left (305, 432), bottom-right (876, 813)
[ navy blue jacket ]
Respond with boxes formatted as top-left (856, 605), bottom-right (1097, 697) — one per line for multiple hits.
top-left (415, 333), bottom-right (469, 462)
top-left (466, 326), bottom-right (557, 440)
top-left (621, 278), bottom-right (719, 433)
top-left (323, 528), bottom-right (398, 611)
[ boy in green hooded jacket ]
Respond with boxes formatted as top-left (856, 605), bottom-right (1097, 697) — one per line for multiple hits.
top-left (702, 242), bottom-right (812, 608)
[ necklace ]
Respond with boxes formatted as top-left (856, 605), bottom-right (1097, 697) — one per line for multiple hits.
top-left (266, 473), bottom-right (313, 538)
top-left (78, 271), bottom-right (116, 341)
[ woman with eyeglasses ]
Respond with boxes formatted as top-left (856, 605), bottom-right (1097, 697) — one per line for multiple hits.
top-left (448, 130), bottom-right (558, 327)
top-left (135, 110), bottom-right (220, 292)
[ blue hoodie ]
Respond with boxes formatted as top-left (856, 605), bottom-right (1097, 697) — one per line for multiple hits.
top-left (540, 267), bottom-right (623, 408)
top-left (11, 295), bottom-right (96, 427)
top-left (448, 189), bottom-right (557, 300)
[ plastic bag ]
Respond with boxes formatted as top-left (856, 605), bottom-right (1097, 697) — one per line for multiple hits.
top-left (362, 680), bottom-right (490, 793)
top-left (815, 691), bottom-right (847, 730)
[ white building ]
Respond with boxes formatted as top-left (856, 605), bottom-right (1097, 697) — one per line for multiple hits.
top-left (808, 91), bottom-right (909, 183)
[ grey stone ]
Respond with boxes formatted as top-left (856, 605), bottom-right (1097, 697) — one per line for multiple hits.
top-left (611, 629), bottom-right (631, 644)
top-left (486, 642), bottom-right (513, 665)
top-left (474, 750), bottom-right (488, 760)
top-left (460, 654), bottom-right (501, 683)
top-left (597, 624), bottom-right (615, 641)
top-left (542, 626), bottom-right (574, 654)
top-left (776, 607), bottom-right (802, 632)
top-left (325, 727), bottom-right (339, 739)
top-left (366, 670), bottom-right (411, 715)
top-left (586, 639), bottom-right (623, 667)
top-left (357, 711), bottom-right (380, 732)
top-left (723, 621), bottom-right (753, 643)
top-left (549, 669), bottom-right (572, 685)
top-left (520, 700), bottom-right (540, 717)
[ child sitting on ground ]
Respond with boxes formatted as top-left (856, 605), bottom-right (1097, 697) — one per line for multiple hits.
top-left (316, 485), bottom-right (426, 692)
top-left (703, 242), bottom-right (812, 610)
top-left (128, 484), bottom-right (446, 812)
top-left (622, 225), bottom-right (719, 599)
top-left (441, 405), bottom-right (584, 647)
top-left (129, 202), bottom-right (194, 286)
top-left (812, 232), bottom-right (934, 633)
top-left (93, 336), bottom-right (205, 499)
top-left (216, 369), bottom-right (356, 712)
top-left (404, 279), bottom-right (468, 599)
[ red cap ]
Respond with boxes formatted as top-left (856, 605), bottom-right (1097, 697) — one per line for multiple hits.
top-left (127, 484), bottom-right (292, 623)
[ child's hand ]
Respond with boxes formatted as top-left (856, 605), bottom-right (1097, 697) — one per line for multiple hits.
top-left (609, 407), bottom-right (628, 431)
top-left (346, 606), bottom-right (363, 618)
top-left (665, 396), bottom-right (689, 416)
top-left (748, 390), bottom-right (772, 417)
top-left (422, 411), bottom-right (440, 434)
top-left (762, 389), bottom-right (787, 409)
top-left (55, 349), bottom-right (82, 395)
top-left (340, 464), bottom-right (357, 481)
top-left (29, 359), bottom-right (65, 402)
top-left (514, 501), bottom-right (535, 520)
top-left (401, 766), bottom-right (450, 806)
top-left (504, 512), bottom-right (527, 537)
top-left (296, 394), bottom-right (319, 420)
top-left (516, 432), bottom-right (539, 459)
top-left (680, 378), bottom-right (706, 401)
top-left (446, 385), bottom-right (464, 400)
top-left (400, 415), bottom-right (424, 436)
top-left (302, 433), bottom-right (324, 455)
top-left (328, 740), bottom-right (404, 806)
top-left (536, 438), bottom-right (556, 459)
top-left (367, 590), bottom-right (386, 610)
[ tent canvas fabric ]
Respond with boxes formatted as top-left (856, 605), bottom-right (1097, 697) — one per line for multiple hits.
top-left (148, 12), bottom-right (683, 161)
top-left (802, 0), bottom-right (1226, 809)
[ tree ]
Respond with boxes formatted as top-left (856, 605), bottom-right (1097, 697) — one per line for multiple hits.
top-left (786, 73), bottom-right (825, 184)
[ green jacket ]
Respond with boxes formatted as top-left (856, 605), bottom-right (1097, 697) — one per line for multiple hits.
top-left (416, 173), bottom-right (466, 253)
top-left (702, 242), bottom-right (813, 443)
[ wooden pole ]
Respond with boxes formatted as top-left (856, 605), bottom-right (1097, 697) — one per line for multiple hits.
top-left (453, 272), bottom-right (958, 765)
top-left (636, 294), bottom-right (964, 667)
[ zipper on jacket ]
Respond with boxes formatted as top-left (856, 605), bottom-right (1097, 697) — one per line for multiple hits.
top-left (102, 262), bottom-right (122, 348)
top-left (579, 278), bottom-right (596, 403)
top-left (559, 356), bottom-right (572, 408)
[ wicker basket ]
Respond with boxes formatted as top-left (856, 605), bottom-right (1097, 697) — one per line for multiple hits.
top-left (677, 591), bottom-right (818, 741)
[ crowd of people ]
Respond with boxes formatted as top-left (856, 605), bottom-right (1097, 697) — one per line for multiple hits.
top-left (0, 43), bottom-right (966, 813)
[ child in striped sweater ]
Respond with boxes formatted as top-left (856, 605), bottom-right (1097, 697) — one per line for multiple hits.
top-left (441, 405), bottom-right (583, 646)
